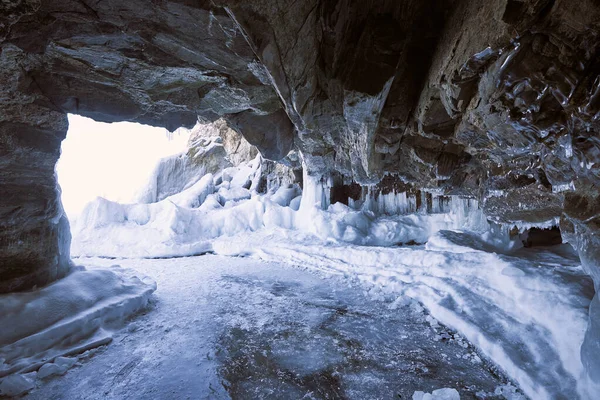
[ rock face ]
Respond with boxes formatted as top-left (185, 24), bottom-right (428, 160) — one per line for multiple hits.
top-left (137, 118), bottom-right (298, 203)
top-left (0, 44), bottom-right (72, 293)
top-left (1, 0), bottom-right (600, 377)
top-left (137, 121), bottom-right (243, 203)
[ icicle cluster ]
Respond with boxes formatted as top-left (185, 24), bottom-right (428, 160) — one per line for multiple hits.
top-left (299, 169), bottom-right (332, 211)
top-left (364, 189), bottom-right (419, 215)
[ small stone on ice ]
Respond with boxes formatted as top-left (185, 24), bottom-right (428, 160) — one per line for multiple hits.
top-left (413, 388), bottom-right (460, 400)
top-left (0, 374), bottom-right (35, 396)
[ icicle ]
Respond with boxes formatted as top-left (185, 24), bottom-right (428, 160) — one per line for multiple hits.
top-left (419, 191), bottom-right (427, 214)
top-left (299, 168), bottom-right (332, 211)
top-left (447, 196), bottom-right (490, 232)
top-left (362, 189), bottom-right (421, 216)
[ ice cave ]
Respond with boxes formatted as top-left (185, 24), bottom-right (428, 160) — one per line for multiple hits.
top-left (1, 1), bottom-right (600, 399)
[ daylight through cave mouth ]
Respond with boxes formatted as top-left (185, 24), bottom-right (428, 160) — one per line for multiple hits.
top-left (57, 114), bottom-right (190, 221)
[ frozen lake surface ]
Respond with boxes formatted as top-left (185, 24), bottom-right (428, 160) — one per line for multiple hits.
top-left (25, 255), bottom-right (515, 400)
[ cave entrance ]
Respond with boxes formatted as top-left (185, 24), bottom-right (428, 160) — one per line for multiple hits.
top-left (56, 114), bottom-right (190, 221)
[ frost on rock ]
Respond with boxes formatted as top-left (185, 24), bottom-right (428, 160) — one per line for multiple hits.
top-left (0, 266), bottom-right (155, 387)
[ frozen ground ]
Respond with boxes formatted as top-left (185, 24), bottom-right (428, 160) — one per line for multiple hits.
top-left (23, 255), bottom-right (518, 400)
top-left (212, 230), bottom-right (594, 399)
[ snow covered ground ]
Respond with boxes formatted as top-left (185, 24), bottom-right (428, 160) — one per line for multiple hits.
top-left (22, 255), bottom-right (517, 400)
top-left (62, 154), bottom-right (599, 399)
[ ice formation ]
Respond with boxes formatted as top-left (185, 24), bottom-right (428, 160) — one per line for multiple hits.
top-left (71, 159), bottom-right (491, 257)
top-left (0, 266), bottom-right (156, 396)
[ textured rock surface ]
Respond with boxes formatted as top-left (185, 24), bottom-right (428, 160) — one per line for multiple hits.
top-left (1, 1), bottom-right (600, 378)
top-left (198, 118), bottom-right (258, 167)
top-left (138, 118), bottom-right (298, 203)
top-left (0, 44), bottom-right (72, 292)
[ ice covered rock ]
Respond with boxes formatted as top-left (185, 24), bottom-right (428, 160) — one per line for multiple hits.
top-left (37, 363), bottom-right (67, 379)
top-left (270, 184), bottom-right (301, 207)
top-left (137, 143), bottom-right (228, 204)
top-left (218, 187), bottom-right (252, 205)
top-left (37, 356), bottom-right (78, 379)
top-left (0, 266), bottom-right (155, 379)
top-left (0, 374), bottom-right (35, 396)
top-left (165, 173), bottom-right (214, 208)
top-left (54, 357), bottom-right (78, 369)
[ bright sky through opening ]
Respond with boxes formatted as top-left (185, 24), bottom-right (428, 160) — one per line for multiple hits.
top-left (56, 114), bottom-right (191, 219)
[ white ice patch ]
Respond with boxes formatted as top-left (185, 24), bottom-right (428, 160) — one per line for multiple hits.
top-left (412, 387), bottom-right (460, 400)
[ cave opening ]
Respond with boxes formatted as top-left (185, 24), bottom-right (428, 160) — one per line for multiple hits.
top-left (56, 114), bottom-right (190, 222)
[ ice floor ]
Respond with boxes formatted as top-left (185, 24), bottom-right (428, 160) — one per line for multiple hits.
top-left (23, 255), bottom-right (518, 400)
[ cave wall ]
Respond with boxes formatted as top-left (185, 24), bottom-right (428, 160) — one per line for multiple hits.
top-left (0, 44), bottom-right (72, 292)
top-left (1, 1), bottom-right (600, 363)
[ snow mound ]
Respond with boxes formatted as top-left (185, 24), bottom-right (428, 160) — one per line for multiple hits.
top-left (0, 265), bottom-right (156, 393)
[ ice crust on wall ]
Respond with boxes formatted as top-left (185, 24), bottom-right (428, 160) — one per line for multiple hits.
top-left (136, 135), bottom-right (232, 204)
top-left (366, 190), bottom-right (418, 215)
top-left (0, 266), bottom-right (156, 395)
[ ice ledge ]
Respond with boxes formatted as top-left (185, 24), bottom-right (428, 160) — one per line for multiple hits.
top-left (0, 265), bottom-right (156, 394)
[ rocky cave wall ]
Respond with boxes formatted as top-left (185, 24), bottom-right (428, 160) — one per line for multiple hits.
top-left (2, 0), bottom-right (600, 371)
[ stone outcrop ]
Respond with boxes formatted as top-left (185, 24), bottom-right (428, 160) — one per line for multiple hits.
top-left (138, 118), bottom-right (298, 203)
top-left (2, 1), bottom-right (600, 376)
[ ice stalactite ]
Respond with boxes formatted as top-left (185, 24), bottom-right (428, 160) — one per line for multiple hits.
top-left (359, 188), bottom-right (487, 229)
top-left (364, 189), bottom-right (419, 215)
top-left (447, 196), bottom-right (489, 232)
top-left (429, 195), bottom-right (449, 214)
top-left (299, 168), bottom-right (332, 211)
